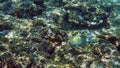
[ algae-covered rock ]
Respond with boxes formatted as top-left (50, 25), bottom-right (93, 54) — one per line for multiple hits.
top-left (0, 20), bottom-right (13, 31)
top-left (62, 3), bottom-right (111, 30)
top-left (109, 57), bottom-right (120, 68)
top-left (0, 0), bottom-right (119, 68)
top-left (10, 2), bottom-right (44, 18)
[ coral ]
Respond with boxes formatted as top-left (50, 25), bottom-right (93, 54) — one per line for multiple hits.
top-left (0, 19), bottom-right (13, 31)
top-left (60, 3), bottom-right (111, 30)
top-left (0, 0), bottom-right (119, 68)
top-left (10, 2), bottom-right (43, 18)
top-left (40, 27), bottom-right (67, 58)
top-left (0, 53), bottom-right (18, 68)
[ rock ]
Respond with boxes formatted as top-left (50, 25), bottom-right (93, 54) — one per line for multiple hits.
top-left (9, 2), bottom-right (44, 18)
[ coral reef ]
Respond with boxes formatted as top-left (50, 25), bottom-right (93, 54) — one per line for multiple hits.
top-left (0, 0), bottom-right (120, 68)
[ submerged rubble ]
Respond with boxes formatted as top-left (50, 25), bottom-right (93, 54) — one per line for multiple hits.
top-left (0, 0), bottom-right (120, 68)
